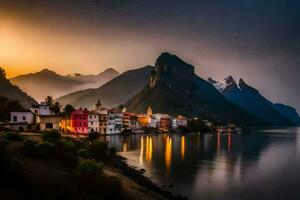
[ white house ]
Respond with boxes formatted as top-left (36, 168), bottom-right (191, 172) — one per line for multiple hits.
top-left (30, 103), bottom-right (53, 116)
top-left (88, 112), bottom-right (100, 133)
top-left (10, 111), bottom-right (35, 131)
top-left (107, 110), bottom-right (124, 134)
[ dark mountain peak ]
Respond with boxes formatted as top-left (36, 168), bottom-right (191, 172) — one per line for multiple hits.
top-left (238, 78), bottom-right (259, 94)
top-left (224, 76), bottom-right (237, 86)
top-left (208, 77), bottom-right (217, 84)
top-left (150, 53), bottom-right (195, 88)
top-left (238, 78), bottom-right (247, 87)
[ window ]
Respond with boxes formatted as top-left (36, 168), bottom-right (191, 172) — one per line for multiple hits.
top-left (79, 123), bottom-right (82, 126)
top-left (22, 116), bottom-right (26, 120)
top-left (91, 122), bottom-right (93, 125)
top-left (45, 123), bottom-right (53, 129)
top-left (13, 116), bottom-right (17, 122)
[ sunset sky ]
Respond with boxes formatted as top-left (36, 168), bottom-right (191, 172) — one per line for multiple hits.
top-left (1, 0), bottom-right (300, 110)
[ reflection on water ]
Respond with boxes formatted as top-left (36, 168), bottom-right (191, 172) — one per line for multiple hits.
top-left (181, 136), bottom-right (185, 160)
top-left (101, 127), bottom-right (300, 200)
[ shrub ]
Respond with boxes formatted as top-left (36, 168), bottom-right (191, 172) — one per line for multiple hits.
top-left (78, 149), bottom-right (89, 158)
top-left (89, 141), bottom-right (108, 161)
top-left (42, 131), bottom-right (61, 143)
top-left (78, 159), bottom-right (103, 176)
top-left (4, 132), bottom-right (23, 141)
top-left (88, 132), bottom-right (99, 141)
top-left (23, 139), bottom-right (38, 155)
top-left (34, 141), bottom-right (56, 159)
top-left (108, 147), bottom-right (116, 157)
top-left (56, 140), bottom-right (78, 167)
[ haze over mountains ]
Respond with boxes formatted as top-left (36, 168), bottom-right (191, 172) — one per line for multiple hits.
top-left (10, 68), bottom-right (119, 102)
top-left (208, 76), bottom-right (300, 126)
top-left (57, 66), bottom-right (153, 110)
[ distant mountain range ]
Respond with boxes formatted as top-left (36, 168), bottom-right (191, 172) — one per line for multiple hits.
top-left (124, 53), bottom-right (265, 126)
top-left (208, 76), bottom-right (299, 126)
top-left (0, 75), bottom-right (37, 108)
top-left (57, 66), bottom-right (153, 110)
top-left (10, 68), bottom-right (119, 102)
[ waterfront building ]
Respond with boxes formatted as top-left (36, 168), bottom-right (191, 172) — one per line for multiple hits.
top-left (107, 109), bottom-right (124, 134)
top-left (172, 115), bottom-right (188, 129)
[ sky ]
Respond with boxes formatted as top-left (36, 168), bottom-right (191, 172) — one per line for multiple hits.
top-left (0, 0), bottom-right (300, 111)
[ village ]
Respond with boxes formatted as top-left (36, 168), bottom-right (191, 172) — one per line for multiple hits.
top-left (8, 98), bottom-right (199, 135)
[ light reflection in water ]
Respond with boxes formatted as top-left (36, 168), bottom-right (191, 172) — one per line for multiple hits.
top-left (217, 133), bottom-right (220, 151)
top-left (122, 142), bottom-right (128, 152)
top-left (181, 136), bottom-right (185, 160)
top-left (145, 136), bottom-right (153, 161)
top-left (139, 136), bottom-right (144, 166)
top-left (165, 136), bottom-right (172, 172)
top-left (228, 134), bottom-right (231, 152)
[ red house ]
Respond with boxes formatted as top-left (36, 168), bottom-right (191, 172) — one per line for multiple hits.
top-left (70, 108), bottom-right (89, 135)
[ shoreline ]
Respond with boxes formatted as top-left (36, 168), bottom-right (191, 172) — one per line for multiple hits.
top-left (110, 155), bottom-right (187, 200)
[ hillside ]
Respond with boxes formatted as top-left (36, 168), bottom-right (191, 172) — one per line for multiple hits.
top-left (273, 103), bottom-right (300, 126)
top-left (208, 77), bottom-right (295, 126)
top-left (57, 66), bottom-right (154, 109)
top-left (10, 68), bottom-right (119, 102)
top-left (124, 53), bottom-right (265, 126)
top-left (0, 72), bottom-right (37, 109)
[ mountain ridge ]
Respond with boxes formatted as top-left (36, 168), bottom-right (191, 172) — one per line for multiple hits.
top-left (124, 52), bottom-right (265, 126)
top-left (208, 76), bottom-right (296, 126)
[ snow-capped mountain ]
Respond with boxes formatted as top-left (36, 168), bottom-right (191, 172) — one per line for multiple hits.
top-left (208, 76), bottom-right (298, 126)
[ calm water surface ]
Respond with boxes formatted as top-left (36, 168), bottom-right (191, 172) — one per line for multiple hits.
top-left (100, 127), bottom-right (300, 200)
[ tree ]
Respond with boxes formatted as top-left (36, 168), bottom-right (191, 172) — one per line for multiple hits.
top-left (62, 104), bottom-right (75, 118)
top-left (51, 102), bottom-right (61, 114)
top-left (0, 67), bottom-right (6, 78)
top-left (44, 96), bottom-right (54, 106)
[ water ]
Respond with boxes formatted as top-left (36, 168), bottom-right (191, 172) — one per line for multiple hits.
top-left (100, 127), bottom-right (300, 200)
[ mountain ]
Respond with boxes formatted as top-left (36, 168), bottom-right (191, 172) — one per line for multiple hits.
top-left (0, 74), bottom-right (37, 108)
top-left (67, 68), bottom-right (119, 87)
top-left (273, 103), bottom-right (300, 125)
top-left (208, 77), bottom-right (295, 126)
top-left (10, 68), bottom-right (119, 102)
top-left (124, 53), bottom-right (265, 126)
top-left (57, 66), bottom-right (154, 109)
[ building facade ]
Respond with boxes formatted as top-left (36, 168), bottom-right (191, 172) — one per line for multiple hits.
top-left (70, 108), bottom-right (89, 135)
top-left (88, 112), bottom-right (99, 133)
top-left (10, 111), bottom-right (35, 131)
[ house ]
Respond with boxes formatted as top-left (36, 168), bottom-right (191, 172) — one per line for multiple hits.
top-left (153, 113), bottom-right (171, 129)
top-left (107, 109), bottom-right (124, 134)
top-left (137, 114), bottom-right (151, 127)
top-left (36, 115), bottom-right (61, 132)
top-left (59, 118), bottom-right (71, 133)
top-left (88, 111), bottom-right (99, 133)
top-left (10, 111), bottom-right (35, 131)
top-left (94, 99), bottom-right (108, 135)
top-left (172, 115), bottom-right (187, 129)
top-left (30, 103), bottom-right (53, 116)
top-left (70, 108), bottom-right (89, 135)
